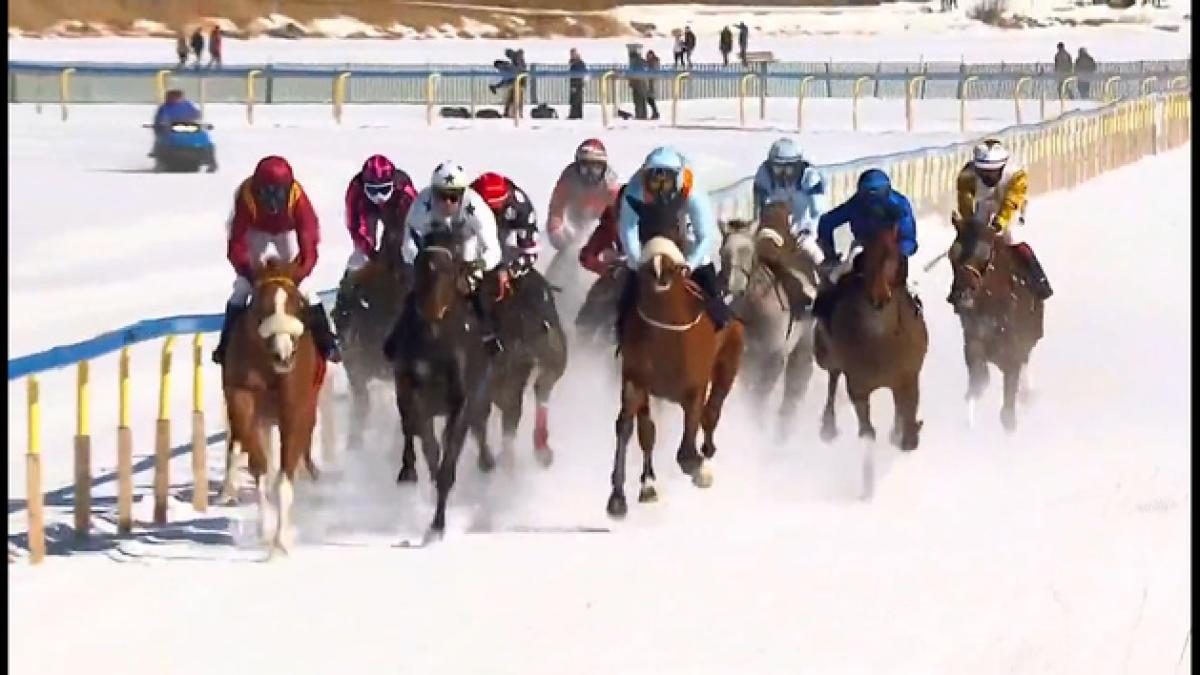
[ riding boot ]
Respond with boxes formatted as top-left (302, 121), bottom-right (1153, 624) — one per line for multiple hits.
top-left (777, 267), bottom-right (814, 318)
top-left (689, 263), bottom-right (731, 330)
top-left (1012, 243), bottom-right (1054, 300)
top-left (614, 267), bottom-right (638, 342)
top-left (305, 303), bottom-right (343, 363)
top-left (470, 289), bottom-right (504, 356)
top-left (331, 273), bottom-right (356, 336)
top-left (211, 302), bottom-right (247, 365)
top-left (900, 256), bottom-right (923, 315)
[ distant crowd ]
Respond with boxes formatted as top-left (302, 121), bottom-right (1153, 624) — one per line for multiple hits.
top-left (175, 26), bottom-right (223, 69)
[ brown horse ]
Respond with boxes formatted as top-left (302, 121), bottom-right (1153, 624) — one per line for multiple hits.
top-left (607, 197), bottom-right (745, 518)
top-left (719, 201), bottom-right (822, 437)
top-left (814, 225), bottom-right (928, 451)
top-left (221, 258), bottom-right (326, 555)
top-left (947, 214), bottom-right (1045, 431)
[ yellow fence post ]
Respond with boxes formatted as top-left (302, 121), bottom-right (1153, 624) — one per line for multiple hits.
top-left (959, 75), bottom-right (979, 133)
top-left (1141, 76), bottom-right (1158, 96)
top-left (671, 72), bottom-right (691, 127)
top-left (59, 67), bottom-right (75, 122)
top-left (425, 73), bottom-right (441, 128)
top-left (27, 376), bottom-right (44, 564)
top-left (599, 70), bottom-right (616, 128)
top-left (738, 73), bottom-right (758, 128)
top-left (117, 347), bottom-right (133, 534)
top-left (154, 337), bottom-right (175, 526)
top-left (333, 72), bottom-right (351, 124)
top-left (74, 361), bottom-right (91, 539)
top-left (1169, 75), bottom-right (1189, 91)
top-left (513, 73), bottom-right (529, 128)
top-left (155, 69), bottom-right (172, 103)
top-left (246, 69), bottom-right (261, 125)
top-left (851, 76), bottom-right (872, 132)
top-left (906, 76), bottom-right (927, 132)
top-left (191, 335), bottom-right (207, 513)
top-left (1013, 76), bottom-right (1032, 125)
top-left (1101, 75), bottom-right (1121, 104)
top-left (796, 75), bottom-right (816, 132)
top-left (1059, 75), bottom-right (1078, 116)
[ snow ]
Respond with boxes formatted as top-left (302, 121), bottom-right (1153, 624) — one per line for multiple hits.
top-left (6, 33), bottom-right (1190, 675)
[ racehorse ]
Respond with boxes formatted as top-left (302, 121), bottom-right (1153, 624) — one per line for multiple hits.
top-left (338, 244), bottom-right (411, 450)
top-left (388, 228), bottom-right (495, 538)
top-left (606, 193), bottom-right (745, 518)
top-left (489, 266), bottom-right (569, 467)
top-left (814, 224), bottom-right (928, 451)
top-left (947, 213), bottom-right (1045, 431)
top-left (221, 258), bottom-right (325, 555)
top-left (718, 201), bottom-right (821, 438)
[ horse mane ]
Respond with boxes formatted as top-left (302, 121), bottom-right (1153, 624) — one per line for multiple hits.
top-left (641, 236), bottom-right (686, 267)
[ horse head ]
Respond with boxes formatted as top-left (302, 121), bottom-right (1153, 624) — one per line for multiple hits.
top-left (948, 213), bottom-right (1002, 311)
top-left (412, 228), bottom-right (468, 323)
top-left (718, 218), bottom-right (757, 295)
top-left (250, 257), bottom-right (308, 374)
top-left (859, 224), bottom-right (902, 310)
top-left (638, 236), bottom-right (690, 294)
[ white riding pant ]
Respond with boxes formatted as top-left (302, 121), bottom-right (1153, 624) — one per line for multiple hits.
top-left (998, 216), bottom-right (1028, 246)
top-left (226, 229), bottom-right (321, 307)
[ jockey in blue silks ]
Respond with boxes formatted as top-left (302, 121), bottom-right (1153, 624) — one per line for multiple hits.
top-left (615, 146), bottom-right (730, 338)
top-left (752, 137), bottom-right (830, 243)
top-left (812, 168), bottom-right (921, 320)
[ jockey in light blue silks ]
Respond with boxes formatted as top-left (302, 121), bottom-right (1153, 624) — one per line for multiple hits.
top-left (752, 137), bottom-right (830, 246)
top-left (614, 146), bottom-right (731, 339)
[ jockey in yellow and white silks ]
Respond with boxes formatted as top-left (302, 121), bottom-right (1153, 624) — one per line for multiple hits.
top-left (954, 138), bottom-right (1053, 300)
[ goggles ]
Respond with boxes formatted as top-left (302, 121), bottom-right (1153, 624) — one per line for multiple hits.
top-left (364, 181), bottom-right (394, 204)
top-left (769, 162), bottom-right (800, 183)
top-left (433, 188), bottom-right (464, 204)
top-left (578, 162), bottom-right (606, 182)
top-left (644, 168), bottom-right (677, 196)
top-left (256, 184), bottom-right (289, 214)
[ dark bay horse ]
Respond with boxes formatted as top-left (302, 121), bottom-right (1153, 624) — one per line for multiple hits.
top-left (947, 214), bottom-right (1045, 431)
top-left (221, 258), bottom-right (325, 556)
top-left (814, 225), bottom-right (928, 451)
top-left (388, 229), bottom-right (494, 538)
top-left (607, 193), bottom-right (745, 518)
top-left (339, 250), bottom-right (411, 450)
top-left (719, 201), bottom-right (822, 437)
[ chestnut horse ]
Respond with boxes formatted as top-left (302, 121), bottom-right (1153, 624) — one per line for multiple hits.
top-left (719, 201), bottom-right (821, 437)
top-left (221, 258), bottom-right (325, 556)
top-left (947, 213), bottom-right (1045, 431)
top-left (388, 228), bottom-right (495, 539)
top-left (814, 225), bottom-right (928, 451)
top-left (607, 194), bottom-right (745, 518)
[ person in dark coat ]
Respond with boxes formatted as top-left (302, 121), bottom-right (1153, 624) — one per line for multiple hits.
top-left (719, 26), bottom-right (733, 66)
top-left (568, 48), bottom-right (586, 120)
top-left (627, 45), bottom-right (649, 120)
top-left (1054, 42), bottom-right (1075, 99)
top-left (1075, 47), bottom-right (1097, 98)
top-left (682, 26), bottom-right (696, 68)
top-left (737, 22), bottom-right (749, 66)
top-left (175, 33), bottom-right (188, 68)
top-left (645, 50), bottom-right (662, 120)
top-left (189, 27), bottom-right (205, 67)
top-left (208, 26), bottom-right (223, 69)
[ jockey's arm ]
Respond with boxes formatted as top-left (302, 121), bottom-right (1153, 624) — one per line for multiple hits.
top-left (616, 184), bottom-right (644, 269)
top-left (226, 182), bottom-right (255, 278)
top-left (291, 189), bottom-right (321, 281)
top-left (470, 196), bottom-right (504, 271)
top-left (751, 165), bottom-right (770, 220)
top-left (994, 169), bottom-right (1028, 231)
top-left (400, 198), bottom-right (427, 266)
top-left (344, 180), bottom-right (375, 256)
top-left (955, 163), bottom-right (976, 222)
top-left (684, 189), bottom-right (719, 271)
top-left (816, 198), bottom-right (854, 259)
top-left (544, 170), bottom-right (573, 250)
top-left (893, 194), bottom-right (919, 258)
top-left (579, 206), bottom-right (618, 274)
top-left (796, 169), bottom-right (829, 236)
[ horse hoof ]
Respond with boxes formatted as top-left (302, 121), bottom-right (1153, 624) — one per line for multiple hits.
top-left (534, 446), bottom-right (554, 468)
top-left (396, 466), bottom-right (418, 483)
top-left (606, 493), bottom-right (628, 518)
top-left (819, 423), bottom-right (838, 443)
top-left (691, 464), bottom-right (714, 489)
top-left (900, 434), bottom-right (919, 452)
top-left (638, 484), bottom-right (658, 503)
top-left (701, 442), bottom-right (716, 459)
top-left (858, 428), bottom-right (876, 442)
top-left (1001, 409), bottom-right (1017, 433)
top-left (478, 453), bottom-right (497, 473)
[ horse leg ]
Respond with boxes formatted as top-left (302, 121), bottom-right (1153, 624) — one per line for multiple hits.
top-left (273, 415), bottom-right (313, 555)
top-left (636, 402), bottom-right (658, 503)
top-left (848, 381), bottom-right (876, 441)
top-left (778, 328), bottom-right (815, 440)
top-left (820, 370), bottom-right (841, 442)
top-left (892, 374), bottom-right (923, 451)
top-left (1018, 358), bottom-right (1036, 404)
top-left (964, 336), bottom-right (989, 428)
top-left (397, 411), bottom-right (420, 483)
top-left (677, 389), bottom-right (710, 488)
top-left (347, 371), bottom-right (369, 450)
top-left (532, 329), bottom-right (568, 467)
top-left (430, 394), bottom-right (468, 537)
top-left (608, 380), bottom-right (644, 518)
top-left (473, 409), bottom-right (496, 474)
top-left (1001, 365), bottom-right (1020, 433)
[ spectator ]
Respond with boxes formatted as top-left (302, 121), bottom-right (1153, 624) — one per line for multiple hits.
top-left (1054, 42), bottom-right (1075, 99)
top-left (568, 48), bottom-right (586, 120)
top-left (737, 22), bottom-right (750, 66)
top-left (175, 33), bottom-right (189, 68)
top-left (719, 26), bottom-right (733, 66)
top-left (645, 49), bottom-right (662, 120)
top-left (189, 27), bottom-right (205, 68)
top-left (628, 45), bottom-right (649, 120)
top-left (1075, 47), bottom-right (1097, 98)
top-left (209, 26), bottom-right (223, 69)
top-left (490, 48), bottom-right (528, 118)
top-left (672, 29), bottom-right (686, 68)
top-left (683, 26), bottom-right (696, 68)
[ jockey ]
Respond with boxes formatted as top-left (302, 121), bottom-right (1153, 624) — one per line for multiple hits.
top-left (955, 138), bottom-right (1053, 300)
top-left (469, 171), bottom-right (559, 328)
top-left (615, 147), bottom-right (729, 336)
top-left (332, 154), bottom-right (418, 329)
top-left (812, 168), bottom-right (920, 321)
top-left (579, 183), bottom-right (627, 276)
top-left (212, 155), bottom-right (342, 365)
top-left (545, 138), bottom-right (623, 251)
top-left (400, 160), bottom-right (507, 354)
top-left (752, 137), bottom-right (829, 253)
